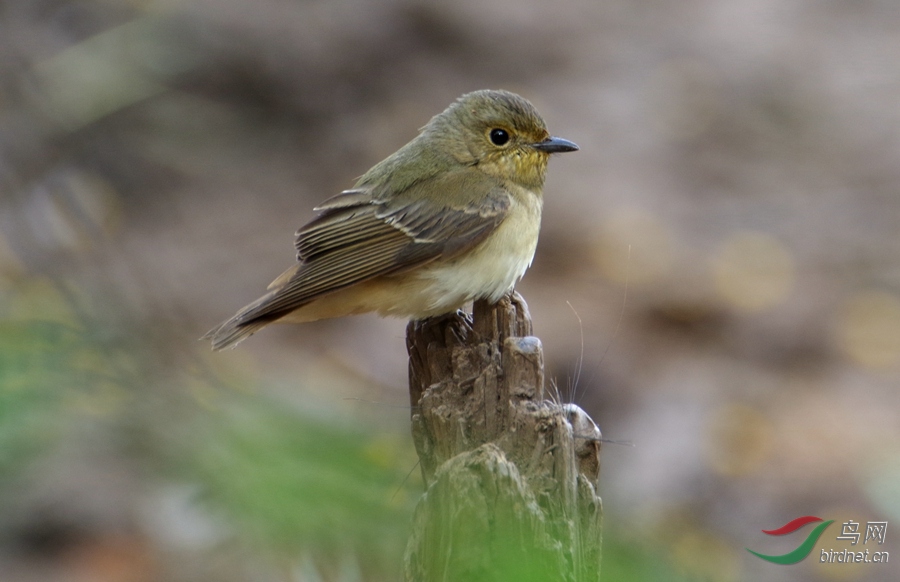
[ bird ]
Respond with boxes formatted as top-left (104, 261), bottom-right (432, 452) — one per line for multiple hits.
top-left (205, 89), bottom-right (578, 350)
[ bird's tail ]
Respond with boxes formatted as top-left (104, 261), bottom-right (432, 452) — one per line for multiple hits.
top-left (202, 288), bottom-right (288, 350)
top-left (204, 265), bottom-right (304, 350)
top-left (202, 317), bottom-right (270, 351)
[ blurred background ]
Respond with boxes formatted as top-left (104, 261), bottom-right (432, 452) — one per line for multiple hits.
top-left (1, 0), bottom-right (899, 581)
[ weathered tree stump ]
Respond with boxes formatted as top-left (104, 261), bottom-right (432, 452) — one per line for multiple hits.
top-left (405, 292), bottom-right (602, 582)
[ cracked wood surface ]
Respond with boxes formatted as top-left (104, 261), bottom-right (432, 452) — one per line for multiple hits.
top-left (405, 292), bottom-right (602, 582)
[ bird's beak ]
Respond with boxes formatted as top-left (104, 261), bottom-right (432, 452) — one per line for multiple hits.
top-left (532, 136), bottom-right (579, 153)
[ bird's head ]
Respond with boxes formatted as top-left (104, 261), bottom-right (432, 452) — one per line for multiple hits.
top-left (427, 89), bottom-right (578, 189)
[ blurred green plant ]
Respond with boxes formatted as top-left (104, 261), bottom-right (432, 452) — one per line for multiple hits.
top-left (0, 276), bottom-right (711, 581)
top-left (602, 537), bottom-right (707, 582)
top-left (0, 275), bottom-right (419, 580)
top-left (173, 393), bottom-right (418, 577)
top-left (0, 317), bottom-right (72, 475)
top-left (0, 279), bottom-right (95, 476)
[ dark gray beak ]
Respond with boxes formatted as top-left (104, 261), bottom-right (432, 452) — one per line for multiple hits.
top-left (532, 136), bottom-right (579, 153)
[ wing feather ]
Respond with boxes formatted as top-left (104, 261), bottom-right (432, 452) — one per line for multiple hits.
top-left (207, 171), bottom-right (511, 348)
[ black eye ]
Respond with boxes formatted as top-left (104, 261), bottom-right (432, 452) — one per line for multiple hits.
top-left (489, 128), bottom-right (510, 146)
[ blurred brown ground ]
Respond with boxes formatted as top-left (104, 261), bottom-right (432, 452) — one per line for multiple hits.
top-left (1, 1), bottom-right (899, 581)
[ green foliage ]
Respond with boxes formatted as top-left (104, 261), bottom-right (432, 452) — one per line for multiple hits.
top-left (0, 281), bottom-right (151, 477)
top-left (0, 280), bottom-right (703, 581)
top-left (0, 319), bottom-right (73, 475)
top-left (0, 279), bottom-right (418, 579)
top-left (178, 394), bottom-right (418, 566)
top-left (601, 537), bottom-right (705, 582)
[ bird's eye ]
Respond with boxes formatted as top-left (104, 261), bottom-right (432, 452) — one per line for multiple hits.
top-left (489, 128), bottom-right (510, 146)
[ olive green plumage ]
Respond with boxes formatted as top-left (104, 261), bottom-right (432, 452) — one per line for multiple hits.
top-left (206, 90), bottom-right (577, 350)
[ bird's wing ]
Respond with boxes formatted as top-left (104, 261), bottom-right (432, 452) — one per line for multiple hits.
top-left (215, 170), bottom-right (511, 331)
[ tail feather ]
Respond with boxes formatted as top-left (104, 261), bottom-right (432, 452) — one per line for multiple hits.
top-left (203, 291), bottom-right (284, 350)
top-left (203, 285), bottom-right (290, 350)
top-left (202, 317), bottom-right (270, 351)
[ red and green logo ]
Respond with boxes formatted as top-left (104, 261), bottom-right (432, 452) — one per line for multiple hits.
top-left (747, 516), bottom-right (835, 564)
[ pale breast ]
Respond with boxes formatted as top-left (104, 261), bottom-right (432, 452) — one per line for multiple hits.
top-left (281, 189), bottom-right (544, 322)
top-left (414, 191), bottom-right (542, 314)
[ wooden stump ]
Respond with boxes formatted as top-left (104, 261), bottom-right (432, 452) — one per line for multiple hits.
top-left (405, 292), bottom-right (602, 582)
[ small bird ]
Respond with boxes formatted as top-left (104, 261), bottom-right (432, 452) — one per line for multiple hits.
top-left (205, 89), bottom-right (578, 350)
